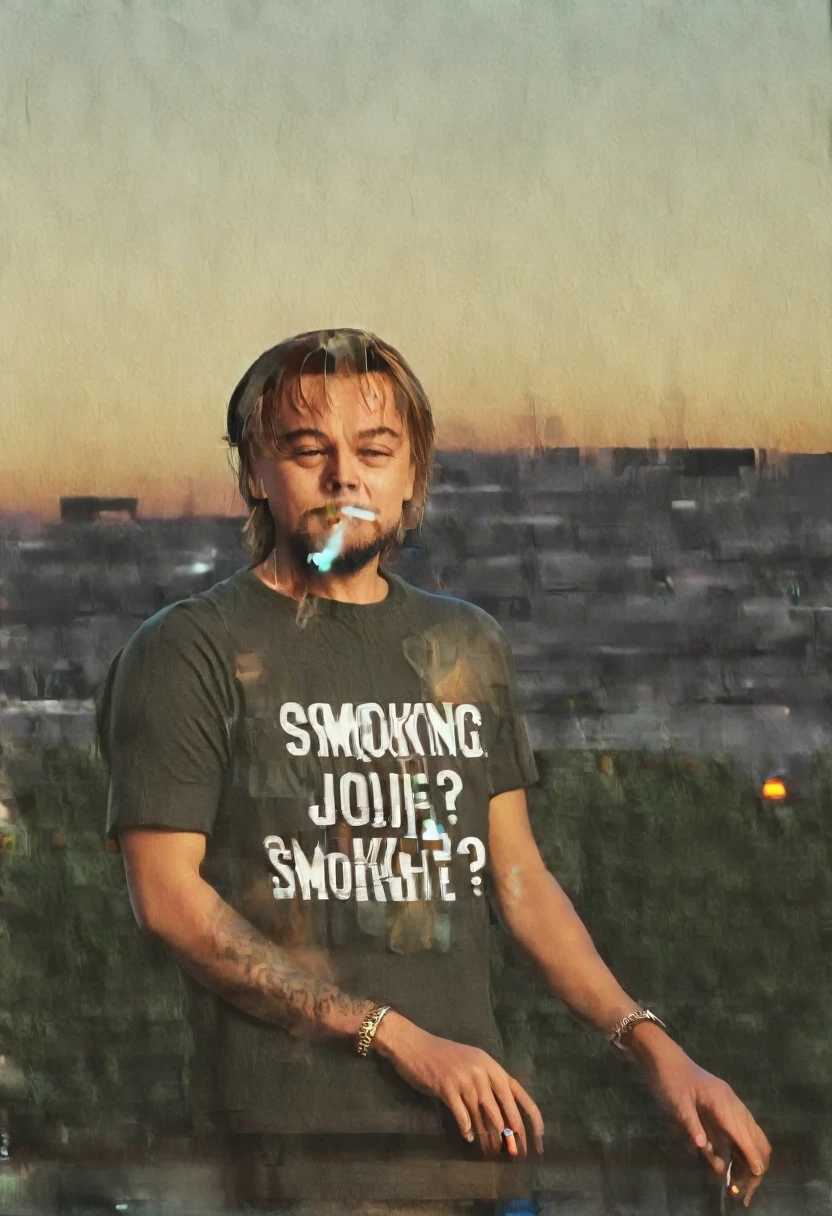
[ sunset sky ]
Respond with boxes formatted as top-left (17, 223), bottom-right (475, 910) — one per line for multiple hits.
top-left (2, 0), bottom-right (831, 517)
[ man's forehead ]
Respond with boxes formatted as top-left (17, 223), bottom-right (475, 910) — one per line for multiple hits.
top-left (278, 370), bottom-right (401, 429)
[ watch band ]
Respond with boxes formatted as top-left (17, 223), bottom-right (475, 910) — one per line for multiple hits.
top-left (607, 1008), bottom-right (668, 1051)
top-left (357, 1005), bottom-right (392, 1057)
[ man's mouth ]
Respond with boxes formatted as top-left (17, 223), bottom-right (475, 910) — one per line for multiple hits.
top-left (318, 503), bottom-right (377, 525)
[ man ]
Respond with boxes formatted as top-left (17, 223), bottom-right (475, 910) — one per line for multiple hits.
top-left (98, 329), bottom-right (770, 1212)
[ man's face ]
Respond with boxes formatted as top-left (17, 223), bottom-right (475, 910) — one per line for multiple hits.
top-left (250, 370), bottom-right (416, 576)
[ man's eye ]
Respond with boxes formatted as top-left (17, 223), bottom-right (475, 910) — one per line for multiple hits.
top-left (362, 449), bottom-right (391, 459)
top-left (294, 449), bottom-right (325, 458)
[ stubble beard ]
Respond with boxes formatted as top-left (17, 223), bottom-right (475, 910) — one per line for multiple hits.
top-left (285, 520), bottom-right (400, 577)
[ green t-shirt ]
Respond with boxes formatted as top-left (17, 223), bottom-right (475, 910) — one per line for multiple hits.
top-left (99, 566), bottom-right (538, 1138)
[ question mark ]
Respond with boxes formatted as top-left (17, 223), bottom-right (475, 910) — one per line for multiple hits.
top-left (457, 836), bottom-right (486, 896)
top-left (437, 770), bottom-right (463, 825)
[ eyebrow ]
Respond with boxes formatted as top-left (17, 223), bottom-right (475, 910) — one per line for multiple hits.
top-left (279, 428), bottom-right (328, 443)
top-left (357, 426), bottom-right (402, 441)
top-left (279, 426), bottom-right (402, 443)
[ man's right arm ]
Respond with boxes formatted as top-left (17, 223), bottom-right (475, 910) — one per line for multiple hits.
top-left (120, 826), bottom-right (544, 1158)
top-left (120, 827), bottom-right (375, 1038)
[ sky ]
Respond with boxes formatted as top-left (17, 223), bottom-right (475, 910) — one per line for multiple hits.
top-left (1, 0), bottom-right (831, 517)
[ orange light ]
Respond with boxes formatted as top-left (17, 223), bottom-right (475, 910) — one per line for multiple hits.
top-left (761, 778), bottom-right (788, 802)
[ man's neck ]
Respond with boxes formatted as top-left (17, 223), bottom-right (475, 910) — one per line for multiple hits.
top-left (256, 546), bottom-right (390, 605)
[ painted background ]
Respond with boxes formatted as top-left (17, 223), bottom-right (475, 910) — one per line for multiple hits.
top-left (1, 0), bottom-right (831, 517)
top-left (3, 4), bottom-right (832, 1201)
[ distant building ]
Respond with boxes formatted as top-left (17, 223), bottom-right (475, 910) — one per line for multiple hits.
top-left (59, 496), bottom-right (138, 524)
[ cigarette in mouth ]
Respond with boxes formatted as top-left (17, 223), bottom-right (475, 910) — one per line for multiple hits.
top-left (340, 505), bottom-right (376, 521)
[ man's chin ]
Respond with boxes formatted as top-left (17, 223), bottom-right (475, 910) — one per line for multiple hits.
top-left (309, 546), bottom-right (378, 576)
top-left (287, 526), bottom-right (398, 578)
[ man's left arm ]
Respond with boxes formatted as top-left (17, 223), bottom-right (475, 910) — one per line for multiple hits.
top-left (488, 787), bottom-right (771, 1208)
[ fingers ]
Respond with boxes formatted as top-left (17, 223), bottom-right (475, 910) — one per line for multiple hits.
top-left (701, 1093), bottom-right (772, 1179)
top-left (464, 1094), bottom-right (503, 1157)
top-left (724, 1096), bottom-right (770, 1177)
top-left (696, 1111), bottom-right (733, 1177)
top-left (695, 1095), bottom-right (772, 1207)
top-left (446, 1068), bottom-right (544, 1160)
top-left (740, 1113), bottom-right (772, 1178)
top-left (510, 1076), bottom-right (546, 1156)
top-left (739, 1169), bottom-right (765, 1209)
top-left (482, 1074), bottom-right (527, 1158)
top-left (680, 1103), bottom-right (710, 1158)
top-left (723, 1150), bottom-right (765, 1209)
top-left (726, 1132), bottom-right (771, 1209)
top-left (480, 1067), bottom-right (545, 1160)
top-left (444, 1089), bottom-right (477, 1147)
top-left (442, 1080), bottom-right (502, 1159)
top-left (712, 1133), bottom-right (734, 1179)
top-left (724, 1117), bottom-right (769, 1179)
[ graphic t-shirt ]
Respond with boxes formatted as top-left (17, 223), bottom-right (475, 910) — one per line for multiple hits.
top-left (99, 566), bottom-right (539, 1138)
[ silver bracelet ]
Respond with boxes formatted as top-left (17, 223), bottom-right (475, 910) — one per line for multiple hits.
top-left (607, 1008), bottom-right (668, 1052)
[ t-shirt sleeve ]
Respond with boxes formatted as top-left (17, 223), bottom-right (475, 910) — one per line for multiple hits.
top-left (99, 605), bottom-right (234, 842)
top-left (481, 621), bottom-right (539, 798)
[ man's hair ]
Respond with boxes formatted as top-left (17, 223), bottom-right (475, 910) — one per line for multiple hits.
top-left (224, 328), bottom-right (436, 568)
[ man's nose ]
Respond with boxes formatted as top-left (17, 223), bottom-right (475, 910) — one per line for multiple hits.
top-left (323, 447), bottom-right (360, 493)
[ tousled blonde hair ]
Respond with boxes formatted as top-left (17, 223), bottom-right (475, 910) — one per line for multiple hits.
top-left (224, 329), bottom-right (436, 571)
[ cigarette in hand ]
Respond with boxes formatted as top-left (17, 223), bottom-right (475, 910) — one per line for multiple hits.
top-left (726, 1157), bottom-right (740, 1196)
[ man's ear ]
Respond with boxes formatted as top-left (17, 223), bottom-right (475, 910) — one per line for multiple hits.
top-left (402, 471), bottom-right (419, 529)
top-left (405, 458), bottom-right (416, 504)
top-left (248, 469), bottom-right (266, 500)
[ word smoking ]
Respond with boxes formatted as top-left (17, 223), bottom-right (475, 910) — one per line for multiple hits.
top-left (264, 832), bottom-right (486, 902)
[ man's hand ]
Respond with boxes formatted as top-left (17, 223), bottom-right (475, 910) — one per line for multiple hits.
top-left (372, 1011), bottom-right (545, 1160)
top-left (634, 1040), bottom-right (772, 1208)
